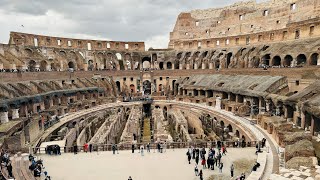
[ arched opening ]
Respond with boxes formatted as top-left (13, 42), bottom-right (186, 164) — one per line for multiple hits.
top-left (28, 60), bottom-right (36, 72)
top-left (310, 53), bottom-right (319, 66)
top-left (68, 61), bottom-right (75, 69)
top-left (220, 121), bottom-right (225, 128)
top-left (215, 60), bottom-right (220, 69)
top-left (172, 80), bottom-right (176, 95)
top-left (284, 55), bottom-right (293, 67)
top-left (252, 56), bottom-right (260, 68)
top-left (272, 56), bottom-right (281, 66)
top-left (130, 84), bottom-right (135, 93)
top-left (167, 62), bottom-right (172, 69)
top-left (116, 81), bottom-right (121, 93)
top-left (262, 54), bottom-right (271, 66)
top-left (159, 62), bottom-right (164, 70)
top-left (51, 63), bottom-right (56, 71)
top-left (174, 61), bottom-right (180, 69)
top-left (297, 54), bottom-right (307, 66)
top-left (226, 52), bottom-right (232, 68)
top-left (142, 57), bottom-right (151, 69)
top-left (88, 60), bottom-right (94, 71)
top-left (158, 84), bottom-right (163, 92)
top-left (39, 60), bottom-right (47, 71)
top-left (227, 124), bottom-right (233, 132)
top-left (235, 130), bottom-right (240, 138)
top-left (116, 53), bottom-right (124, 70)
top-left (143, 80), bottom-right (151, 95)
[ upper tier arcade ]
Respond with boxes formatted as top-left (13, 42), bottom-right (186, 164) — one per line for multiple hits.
top-left (9, 32), bottom-right (145, 52)
top-left (169, 0), bottom-right (320, 50)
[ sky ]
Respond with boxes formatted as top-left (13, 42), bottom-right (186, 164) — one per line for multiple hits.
top-left (0, 0), bottom-right (261, 49)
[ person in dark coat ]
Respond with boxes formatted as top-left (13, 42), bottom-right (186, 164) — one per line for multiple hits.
top-left (131, 144), bottom-right (135, 153)
top-left (187, 151), bottom-right (191, 164)
top-left (7, 161), bottom-right (13, 178)
top-left (195, 155), bottom-right (199, 165)
top-left (199, 170), bottom-right (203, 180)
top-left (89, 144), bottom-right (93, 153)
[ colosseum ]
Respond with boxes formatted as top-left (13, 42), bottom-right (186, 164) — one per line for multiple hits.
top-left (1, 0), bottom-right (320, 179)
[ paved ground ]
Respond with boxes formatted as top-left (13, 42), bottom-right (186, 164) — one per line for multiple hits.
top-left (39, 148), bottom-right (256, 180)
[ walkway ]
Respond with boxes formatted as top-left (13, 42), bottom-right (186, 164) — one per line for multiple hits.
top-left (39, 148), bottom-right (256, 180)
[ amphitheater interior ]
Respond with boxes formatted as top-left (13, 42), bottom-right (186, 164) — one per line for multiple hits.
top-left (1, 0), bottom-right (320, 179)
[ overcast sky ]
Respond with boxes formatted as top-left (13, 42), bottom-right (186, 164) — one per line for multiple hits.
top-left (0, 0), bottom-right (260, 49)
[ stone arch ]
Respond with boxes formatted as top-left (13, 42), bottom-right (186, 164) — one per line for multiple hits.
top-left (226, 52), bottom-right (232, 68)
top-left (59, 50), bottom-right (67, 57)
top-left (220, 120), bottom-right (225, 128)
top-left (143, 80), bottom-right (151, 95)
top-left (271, 56), bottom-right (281, 66)
top-left (130, 84), bottom-right (135, 93)
top-left (158, 84), bottom-right (163, 92)
top-left (235, 130), bottom-right (240, 138)
top-left (25, 48), bottom-right (33, 56)
top-left (116, 81), bottom-right (121, 92)
top-left (159, 62), bottom-right (164, 69)
top-left (88, 60), bottom-right (94, 71)
top-left (68, 61), bottom-right (75, 69)
top-left (39, 60), bottom-right (48, 71)
top-left (124, 53), bottom-right (132, 70)
top-left (297, 54), bottom-right (307, 65)
top-left (284, 55), bottom-right (293, 67)
top-left (251, 56), bottom-right (260, 68)
top-left (309, 53), bottom-right (319, 66)
top-left (28, 60), bottom-right (37, 72)
top-left (227, 124), bottom-right (233, 132)
top-left (261, 54), bottom-right (271, 66)
top-left (167, 62), bottom-right (173, 69)
top-left (142, 57), bottom-right (151, 69)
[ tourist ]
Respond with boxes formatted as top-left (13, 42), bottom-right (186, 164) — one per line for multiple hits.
top-left (147, 143), bottom-right (150, 152)
top-left (84, 143), bottom-right (88, 153)
top-left (222, 146), bottom-right (227, 155)
top-left (73, 143), bottom-right (78, 155)
top-left (230, 164), bottom-right (234, 177)
top-left (219, 162), bottom-right (223, 173)
top-left (217, 152), bottom-right (221, 164)
top-left (192, 147), bottom-right (196, 159)
top-left (128, 176), bottom-right (133, 180)
top-left (112, 144), bottom-right (116, 155)
top-left (206, 157), bottom-right (211, 170)
top-left (140, 145), bottom-right (144, 156)
top-left (186, 150), bottom-right (191, 164)
top-left (157, 143), bottom-right (161, 153)
top-left (201, 157), bottom-right (206, 169)
top-left (163, 141), bottom-right (167, 152)
top-left (132, 144), bottom-right (135, 153)
top-left (199, 169), bottom-right (203, 180)
top-left (89, 144), bottom-right (93, 153)
top-left (116, 144), bottom-right (119, 154)
top-left (194, 165), bottom-right (199, 176)
top-left (7, 160), bottom-right (13, 178)
top-left (195, 154), bottom-right (199, 165)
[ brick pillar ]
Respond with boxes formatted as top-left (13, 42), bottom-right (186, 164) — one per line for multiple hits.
top-left (209, 63), bottom-right (213, 69)
top-left (12, 109), bottom-right (19, 120)
top-left (0, 111), bottom-right (9, 123)
top-left (179, 64), bottom-right (183, 70)
top-left (186, 64), bottom-right (190, 70)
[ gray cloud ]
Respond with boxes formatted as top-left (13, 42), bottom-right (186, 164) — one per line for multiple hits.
top-left (0, 0), bottom-right (253, 48)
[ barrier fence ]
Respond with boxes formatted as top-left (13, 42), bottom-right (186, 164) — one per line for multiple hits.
top-left (32, 141), bottom-right (259, 154)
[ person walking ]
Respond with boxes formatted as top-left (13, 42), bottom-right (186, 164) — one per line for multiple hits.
top-left (194, 165), bottom-right (199, 176)
top-left (112, 144), bottom-right (116, 155)
top-left (132, 144), bottom-right (135, 153)
top-left (128, 176), bottom-right (133, 180)
top-left (140, 145), bottom-right (144, 156)
top-left (195, 155), bottom-right (199, 165)
top-left (230, 164), bottom-right (234, 177)
top-left (199, 170), bottom-right (203, 180)
top-left (187, 150), bottom-right (191, 164)
top-left (7, 161), bottom-right (13, 178)
top-left (219, 162), bottom-right (223, 173)
top-left (147, 143), bottom-right (150, 152)
top-left (201, 157), bottom-right (206, 169)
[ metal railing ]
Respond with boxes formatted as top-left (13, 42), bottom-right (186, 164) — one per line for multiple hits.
top-left (32, 140), bottom-right (258, 154)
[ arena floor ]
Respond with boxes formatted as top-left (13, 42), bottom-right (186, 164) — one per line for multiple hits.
top-left (38, 148), bottom-right (256, 180)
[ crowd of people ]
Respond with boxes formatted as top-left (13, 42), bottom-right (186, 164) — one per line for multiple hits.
top-left (28, 154), bottom-right (51, 179)
top-left (186, 143), bottom-right (249, 180)
top-left (0, 150), bottom-right (13, 179)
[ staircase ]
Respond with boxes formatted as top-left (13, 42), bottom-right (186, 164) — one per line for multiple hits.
top-left (142, 117), bottom-right (151, 143)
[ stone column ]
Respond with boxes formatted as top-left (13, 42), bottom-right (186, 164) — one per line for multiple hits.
top-left (186, 64), bottom-right (190, 70)
top-left (209, 63), bottom-right (213, 69)
top-left (301, 111), bottom-right (306, 130)
top-left (311, 116), bottom-right (315, 136)
top-left (12, 109), bottom-right (19, 120)
top-left (0, 111), bottom-right (9, 124)
top-left (172, 64), bottom-right (175, 69)
top-left (215, 97), bottom-right (222, 110)
top-left (202, 63), bottom-right (206, 69)
top-left (179, 64), bottom-right (183, 70)
top-left (194, 63), bottom-right (198, 70)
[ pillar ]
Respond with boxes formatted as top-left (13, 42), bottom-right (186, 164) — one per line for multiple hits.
top-left (215, 97), bottom-right (222, 110)
top-left (194, 63), bottom-right (198, 70)
top-left (12, 109), bottom-right (19, 119)
top-left (301, 111), bottom-right (306, 130)
top-left (186, 64), bottom-right (190, 70)
top-left (209, 63), bottom-right (213, 69)
top-left (311, 116), bottom-right (315, 135)
top-left (0, 111), bottom-right (9, 123)
top-left (202, 63), bottom-right (206, 69)
top-left (179, 64), bottom-right (183, 70)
